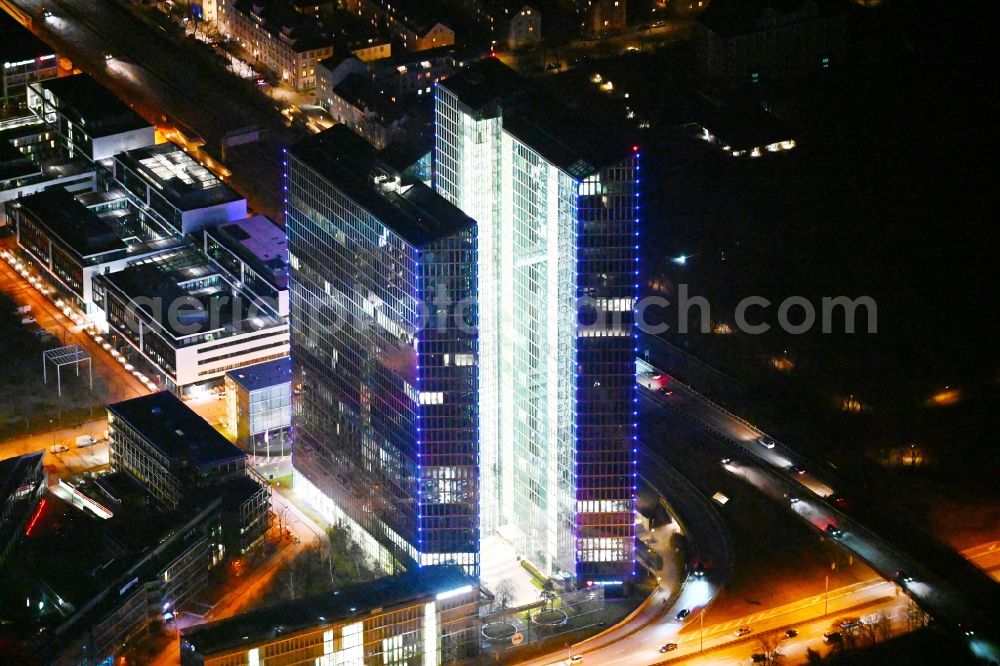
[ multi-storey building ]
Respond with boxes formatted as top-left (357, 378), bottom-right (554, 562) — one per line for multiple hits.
top-left (180, 565), bottom-right (479, 665)
top-left (287, 125), bottom-right (479, 575)
top-left (580, 0), bottom-right (626, 35)
top-left (107, 391), bottom-right (270, 556)
top-left (219, 0), bottom-right (334, 90)
top-left (435, 59), bottom-right (637, 584)
top-left (344, 0), bottom-right (455, 52)
top-left (225, 356), bottom-right (293, 457)
top-left (0, 13), bottom-right (59, 121)
top-left (26, 74), bottom-right (155, 164)
top-left (94, 245), bottom-right (289, 391)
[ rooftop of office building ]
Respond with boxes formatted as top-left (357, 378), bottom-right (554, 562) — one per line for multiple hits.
top-left (1, 13), bottom-right (56, 66)
top-left (99, 245), bottom-right (283, 339)
top-left (108, 391), bottom-right (246, 467)
top-left (115, 142), bottom-right (244, 212)
top-left (439, 58), bottom-right (634, 178)
top-left (0, 450), bottom-right (43, 508)
top-left (289, 125), bottom-right (474, 246)
top-left (33, 74), bottom-right (152, 138)
top-left (206, 215), bottom-right (288, 288)
top-left (11, 187), bottom-right (126, 258)
top-left (181, 565), bottom-right (474, 656)
top-left (226, 356), bottom-right (292, 393)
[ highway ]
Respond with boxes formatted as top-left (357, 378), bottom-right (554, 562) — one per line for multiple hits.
top-left (636, 355), bottom-right (1000, 655)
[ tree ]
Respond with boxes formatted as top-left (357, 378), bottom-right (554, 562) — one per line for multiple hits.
top-left (756, 630), bottom-right (784, 664)
top-left (873, 609), bottom-right (893, 643)
top-left (805, 648), bottom-right (824, 664)
top-left (494, 578), bottom-right (516, 618)
top-left (539, 579), bottom-right (557, 611)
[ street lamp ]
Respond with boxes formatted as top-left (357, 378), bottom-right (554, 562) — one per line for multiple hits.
top-left (700, 609), bottom-right (706, 653)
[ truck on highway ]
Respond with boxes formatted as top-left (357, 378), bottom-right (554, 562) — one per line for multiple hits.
top-left (76, 435), bottom-right (96, 448)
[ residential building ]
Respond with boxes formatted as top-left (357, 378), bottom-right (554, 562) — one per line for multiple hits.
top-left (219, 0), bottom-right (334, 90)
top-left (6, 186), bottom-right (184, 316)
top-left (323, 73), bottom-right (410, 148)
top-left (0, 450), bottom-right (45, 568)
top-left (435, 59), bottom-right (638, 585)
top-left (26, 74), bottom-right (156, 163)
top-left (107, 391), bottom-right (270, 556)
top-left (345, 0), bottom-right (455, 52)
top-left (0, 13), bottom-right (59, 121)
top-left (113, 142), bottom-right (248, 236)
top-left (581, 0), bottom-right (626, 35)
top-left (225, 356), bottom-right (293, 458)
top-left (482, 2), bottom-right (541, 50)
top-left (200, 214), bottom-right (290, 317)
top-left (94, 245), bottom-right (289, 391)
top-left (180, 565), bottom-right (479, 665)
top-left (695, 0), bottom-right (846, 85)
top-left (287, 125), bottom-right (479, 574)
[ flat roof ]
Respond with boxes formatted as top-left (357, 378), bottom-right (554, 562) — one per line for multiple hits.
top-left (289, 125), bottom-right (474, 247)
top-left (698, 0), bottom-right (841, 38)
top-left (181, 565), bottom-right (473, 657)
top-left (440, 58), bottom-right (633, 178)
top-left (207, 215), bottom-right (288, 288)
top-left (116, 143), bottom-right (244, 211)
top-left (226, 357), bottom-right (291, 393)
top-left (13, 187), bottom-right (127, 258)
top-left (108, 392), bottom-right (245, 468)
top-left (0, 13), bottom-right (56, 66)
top-left (35, 74), bottom-right (151, 139)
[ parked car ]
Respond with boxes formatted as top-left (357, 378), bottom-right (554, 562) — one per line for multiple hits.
top-left (50, 444), bottom-right (69, 454)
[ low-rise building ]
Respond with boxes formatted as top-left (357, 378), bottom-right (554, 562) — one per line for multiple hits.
top-left (225, 356), bottom-right (292, 458)
top-left (94, 245), bottom-right (289, 391)
top-left (26, 74), bottom-right (156, 164)
top-left (113, 142), bottom-right (248, 236)
top-left (219, 0), bottom-right (334, 90)
top-left (0, 450), bottom-right (45, 568)
top-left (696, 0), bottom-right (846, 86)
top-left (482, 2), bottom-right (541, 50)
top-left (324, 73), bottom-right (410, 149)
top-left (581, 0), bottom-right (626, 35)
top-left (180, 564), bottom-right (479, 665)
top-left (1, 13), bottom-right (59, 121)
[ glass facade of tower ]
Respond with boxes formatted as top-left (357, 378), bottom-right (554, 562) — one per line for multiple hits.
top-left (435, 64), bottom-right (637, 584)
top-left (286, 131), bottom-right (479, 576)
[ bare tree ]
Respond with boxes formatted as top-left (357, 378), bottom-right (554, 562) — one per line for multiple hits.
top-left (905, 599), bottom-right (930, 631)
top-left (872, 609), bottom-right (893, 643)
top-left (756, 630), bottom-right (784, 664)
top-left (494, 578), bottom-right (516, 619)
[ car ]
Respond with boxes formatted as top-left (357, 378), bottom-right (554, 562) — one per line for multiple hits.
top-left (721, 457), bottom-right (733, 465)
top-left (649, 373), bottom-right (662, 381)
top-left (823, 631), bottom-right (842, 644)
top-left (675, 608), bottom-right (690, 621)
top-left (838, 618), bottom-right (861, 630)
top-left (661, 389), bottom-right (673, 396)
top-left (751, 655), bottom-right (767, 664)
top-left (20, 316), bottom-right (36, 325)
top-left (659, 643), bottom-right (677, 653)
top-left (50, 444), bottom-right (69, 454)
top-left (825, 524), bottom-right (844, 538)
top-left (104, 53), bottom-right (114, 62)
top-left (785, 629), bottom-right (798, 638)
top-left (692, 564), bottom-right (706, 577)
top-left (758, 437), bottom-right (776, 449)
top-left (895, 570), bottom-right (915, 584)
top-left (788, 464), bottom-right (806, 475)
top-left (43, 8), bottom-right (53, 18)
top-left (784, 493), bottom-right (800, 504)
top-left (735, 626), bottom-right (752, 637)
top-left (568, 656), bottom-right (583, 664)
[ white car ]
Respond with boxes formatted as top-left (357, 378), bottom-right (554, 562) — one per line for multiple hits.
top-left (757, 437), bottom-right (776, 449)
top-left (50, 444), bottom-right (69, 454)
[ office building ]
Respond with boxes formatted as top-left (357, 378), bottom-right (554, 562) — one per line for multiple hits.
top-left (180, 564), bottom-right (478, 665)
top-left (435, 59), bottom-right (637, 584)
top-left (94, 245), bottom-right (289, 391)
top-left (200, 214), bottom-right (290, 318)
top-left (0, 450), bottom-right (45, 568)
top-left (26, 74), bottom-right (156, 163)
top-left (107, 391), bottom-right (270, 556)
top-left (225, 356), bottom-right (293, 458)
top-left (0, 13), bottom-right (59, 120)
top-left (6, 186), bottom-right (184, 316)
top-left (113, 142), bottom-right (248, 236)
top-left (287, 126), bottom-right (479, 575)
